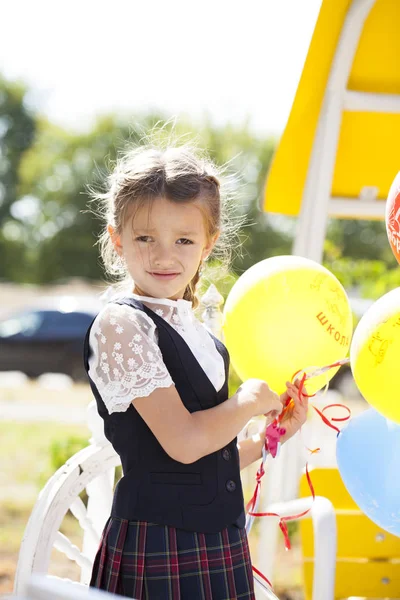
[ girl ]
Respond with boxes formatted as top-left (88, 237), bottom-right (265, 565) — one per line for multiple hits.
top-left (84, 143), bottom-right (308, 599)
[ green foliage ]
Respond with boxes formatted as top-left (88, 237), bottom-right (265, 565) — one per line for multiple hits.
top-left (228, 365), bottom-right (243, 396)
top-left (48, 433), bottom-right (90, 510)
top-left (327, 217), bottom-right (397, 265)
top-left (0, 75), bottom-right (36, 221)
top-left (16, 115), bottom-right (129, 282)
top-left (0, 421), bottom-right (89, 500)
top-left (2, 70), bottom-right (399, 295)
top-left (323, 219), bottom-right (400, 300)
top-left (2, 81), bottom-right (287, 283)
top-left (324, 256), bottom-right (400, 300)
top-left (195, 122), bottom-right (291, 274)
top-left (0, 230), bottom-right (27, 281)
top-left (286, 519), bottom-right (299, 537)
top-left (49, 434), bottom-right (88, 472)
top-left (114, 465), bottom-right (123, 486)
top-left (0, 75), bottom-right (36, 279)
top-left (198, 260), bottom-right (239, 300)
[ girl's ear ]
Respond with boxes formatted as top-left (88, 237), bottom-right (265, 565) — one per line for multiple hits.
top-left (202, 230), bottom-right (220, 261)
top-left (107, 224), bottom-right (123, 256)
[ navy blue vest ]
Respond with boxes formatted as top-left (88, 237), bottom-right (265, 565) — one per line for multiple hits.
top-left (83, 297), bottom-right (245, 533)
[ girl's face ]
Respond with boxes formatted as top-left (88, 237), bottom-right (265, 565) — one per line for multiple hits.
top-left (108, 196), bottom-right (218, 300)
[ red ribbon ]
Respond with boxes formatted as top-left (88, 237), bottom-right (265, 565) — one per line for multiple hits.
top-left (290, 370), bottom-right (316, 398)
top-left (247, 462), bottom-right (316, 552)
top-left (252, 565), bottom-right (273, 590)
top-left (246, 360), bottom-right (352, 590)
top-left (311, 404), bottom-right (350, 435)
top-left (246, 462), bottom-right (265, 514)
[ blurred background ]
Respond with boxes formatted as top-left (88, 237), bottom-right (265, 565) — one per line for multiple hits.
top-left (1, 0), bottom-right (399, 597)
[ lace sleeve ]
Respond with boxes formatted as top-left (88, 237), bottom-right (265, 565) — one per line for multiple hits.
top-left (88, 303), bottom-right (174, 414)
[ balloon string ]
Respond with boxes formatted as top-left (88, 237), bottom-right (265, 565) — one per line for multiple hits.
top-left (311, 403), bottom-right (351, 435)
top-left (290, 370), bottom-right (316, 398)
top-left (312, 405), bottom-right (340, 434)
top-left (252, 565), bottom-right (273, 589)
top-left (245, 357), bottom-right (352, 585)
top-left (247, 462), bottom-right (316, 551)
top-left (322, 403), bottom-right (351, 423)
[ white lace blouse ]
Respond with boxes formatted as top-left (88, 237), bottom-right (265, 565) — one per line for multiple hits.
top-left (88, 292), bottom-right (226, 415)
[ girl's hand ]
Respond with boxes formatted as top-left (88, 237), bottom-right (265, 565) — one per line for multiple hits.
top-left (278, 379), bottom-right (309, 443)
top-left (239, 378), bottom-right (283, 421)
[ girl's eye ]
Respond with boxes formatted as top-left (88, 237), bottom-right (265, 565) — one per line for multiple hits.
top-left (134, 236), bottom-right (193, 245)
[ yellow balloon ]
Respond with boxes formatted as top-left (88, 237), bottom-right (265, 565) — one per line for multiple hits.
top-left (350, 287), bottom-right (400, 424)
top-left (223, 256), bottom-right (353, 395)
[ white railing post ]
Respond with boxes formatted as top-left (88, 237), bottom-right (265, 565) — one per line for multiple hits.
top-left (293, 0), bottom-right (376, 262)
top-left (200, 283), bottom-right (225, 338)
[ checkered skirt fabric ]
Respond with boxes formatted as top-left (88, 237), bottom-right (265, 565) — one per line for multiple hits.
top-left (90, 516), bottom-right (255, 599)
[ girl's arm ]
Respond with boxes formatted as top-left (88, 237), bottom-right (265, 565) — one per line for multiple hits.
top-left (237, 433), bottom-right (264, 470)
top-left (132, 378), bottom-right (282, 464)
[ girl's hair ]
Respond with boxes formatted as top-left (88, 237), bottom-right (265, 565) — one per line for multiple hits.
top-left (89, 140), bottom-right (244, 309)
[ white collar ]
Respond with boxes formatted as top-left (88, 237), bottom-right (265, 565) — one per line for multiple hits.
top-left (100, 285), bottom-right (193, 311)
top-left (126, 292), bottom-right (193, 310)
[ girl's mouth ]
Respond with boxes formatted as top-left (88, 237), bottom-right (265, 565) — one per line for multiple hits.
top-left (149, 272), bottom-right (180, 280)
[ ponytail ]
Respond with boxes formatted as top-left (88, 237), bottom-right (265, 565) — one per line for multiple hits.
top-left (183, 262), bottom-right (203, 309)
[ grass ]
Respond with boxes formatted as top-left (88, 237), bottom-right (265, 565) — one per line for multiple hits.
top-left (0, 420), bottom-right (90, 595)
top-left (0, 421), bottom-right (90, 500)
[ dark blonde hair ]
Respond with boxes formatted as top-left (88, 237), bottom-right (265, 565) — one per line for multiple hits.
top-left (89, 141), bottom-right (243, 309)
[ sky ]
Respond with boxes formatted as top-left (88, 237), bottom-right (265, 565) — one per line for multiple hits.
top-left (0, 0), bottom-right (322, 136)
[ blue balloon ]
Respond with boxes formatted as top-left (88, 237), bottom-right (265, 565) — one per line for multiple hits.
top-left (336, 408), bottom-right (400, 537)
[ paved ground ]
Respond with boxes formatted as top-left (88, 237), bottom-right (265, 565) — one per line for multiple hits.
top-left (0, 372), bottom-right (91, 424)
top-left (0, 400), bottom-right (88, 424)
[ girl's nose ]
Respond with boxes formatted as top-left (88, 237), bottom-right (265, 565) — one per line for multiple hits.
top-left (151, 245), bottom-right (176, 268)
top-left (153, 257), bottom-right (174, 268)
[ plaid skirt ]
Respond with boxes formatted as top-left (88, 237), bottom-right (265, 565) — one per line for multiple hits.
top-left (90, 517), bottom-right (255, 600)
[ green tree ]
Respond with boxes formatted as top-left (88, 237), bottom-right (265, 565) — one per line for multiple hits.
top-left (18, 114), bottom-right (170, 282)
top-left (184, 120), bottom-right (289, 273)
top-left (326, 217), bottom-right (397, 266)
top-left (0, 75), bottom-right (36, 279)
top-left (16, 112), bottom-right (288, 283)
top-left (0, 75), bottom-right (36, 223)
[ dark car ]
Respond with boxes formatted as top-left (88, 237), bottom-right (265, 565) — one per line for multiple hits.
top-left (0, 296), bottom-right (102, 382)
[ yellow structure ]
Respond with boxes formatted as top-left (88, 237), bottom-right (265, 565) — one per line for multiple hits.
top-left (263, 0), bottom-right (400, 261)
top-left (300, 468), bottom-right (400, 599)
top-left (257, 0), bottom-right (400, 589)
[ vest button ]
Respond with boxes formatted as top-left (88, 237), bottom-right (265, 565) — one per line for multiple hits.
top-left (226, 479), bottom-right (236, 492)
top-left (222, 448), bottom-right (231, 461)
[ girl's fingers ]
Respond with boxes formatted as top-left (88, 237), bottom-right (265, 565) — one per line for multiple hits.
top-left (286, 386), bottom-right (300, 400)
top-left (280, 391), bottom-right (290, 406)
top-left (289, 378), bottom-right (309, 397)
top-left (286, 380), bottom-right (308, 401)
top-left (286, 386), bottom-right (309, 410)
top-left (286, 381), bottom-right (299, 391)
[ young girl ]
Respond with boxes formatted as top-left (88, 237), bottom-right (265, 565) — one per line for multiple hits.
top-left (84, 143), bottom-right (308, 599)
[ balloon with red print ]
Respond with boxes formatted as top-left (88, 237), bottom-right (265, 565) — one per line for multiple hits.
top-left (385, 171), bottom-right (400, 265)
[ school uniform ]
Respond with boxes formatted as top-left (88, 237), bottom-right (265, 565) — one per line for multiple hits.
top-left (83, 292), bottom-right (255, 599)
